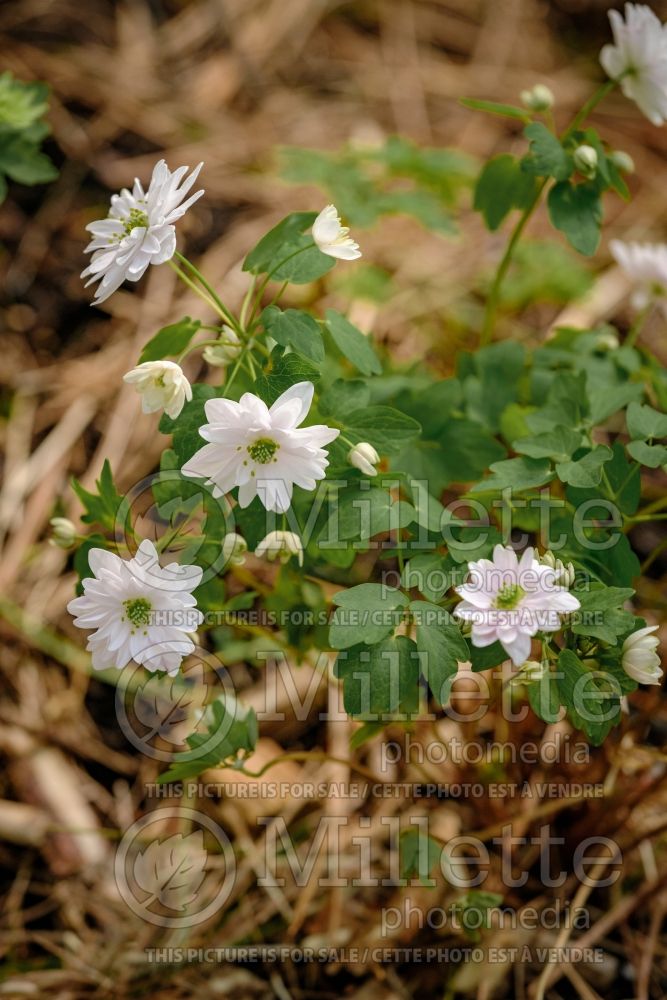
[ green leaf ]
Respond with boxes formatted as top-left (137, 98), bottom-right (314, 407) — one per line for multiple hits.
top-left (526, 372), bottom-right (589, 432)
top-left (325, 309), bottom-right (382, 376)
top-left (557, 649), bottom-right (621, 745)
top-left (411, 600), bottom-right (468, 706)
top-left (467, 639), bottom-right (507, 671)
top-left (547, 181), bottom-right (602, 256)
top-left (401, 418), bottom-right (505, 491)
top-left (626, 401), bottom-right (667, 440)
top-left (243, 211), bottom-right (314, 272)
top-left (138, 317), bottom-right (202, 364)
top-left (627, 440), bottom-right (667, 468)
top-left (0, 136), bottom-right (57, 185)
top-left (159, 384), bottom-right (219, 465)
top-left (555, 445), bottom-right (613, 487)
top-left (330, 584), bottom-right (409, 649)
top-left (0, 73), bottom-right (49, 130)
top-left (473, 154), bottom-right (537, 231)
top-left (523, 122), bottom-right (571, 181)
top-left (566, 442), bottom-right (640, 516)
top-left (261, 306), bottom-right (324, 363)
top-left (318, 378), bottom-right (370, 418)
top-left (71, 460), bottom-right (124, 531)
top-left (587, 383), bottom-right (643, 425)
top-left (402, 553), bottom-right (455, 602)
top-left (334, 635), bottom-right (419, 719)
top-left (254, 347), bottom-right (320, 405)
top-left (453, 891), bottom-right (504, 941)
top-left (461, 97), bottom-right (531, 121)
top-left (470, 457), bottom-right (553, 494)
top-left (528, 669), bottom-right (561, 724)
top-left (399, 829), bottom-right (442, 885)
top-left (322, 487), bottom-right (415, 544)
top-left (242, 211), bottom-right (334, 283)
top-left (572, 586), bottom-right (635, 645)
top-left (158, 694), bottom-right (258, 784)
top-left (343, 406), bottom-right (421, 457)
top-left (462, 341), bottom-right (526, 433)
top-left (514, 426), bottom-right (583, 462)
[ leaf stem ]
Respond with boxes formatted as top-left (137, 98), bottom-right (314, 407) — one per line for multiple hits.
top-left (480, 78), bottom-right (616, 345)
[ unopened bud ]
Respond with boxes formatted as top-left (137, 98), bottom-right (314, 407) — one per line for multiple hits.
top-left (573, 144), bottom-right (598, 178)
top-left (520, 84), bottom-right (555, 112)
top-left (222, 532), bottom-right (247, 567)
top-left (255, 530), bottom-right (303, 567)
top-left (348, 441), bottom-right (380, 477)
top-left (50, 517), bottom-right (77, 549)
top-left (594, 329), bottom-right (620, 352)
top-left (610, 150), bottom-right (635, 174)
top-left (202, 325), bottom-right (241, 367)
top-left (516, 660), bottom-right (547, 684)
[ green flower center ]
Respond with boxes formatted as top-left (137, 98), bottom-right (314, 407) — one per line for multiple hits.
top-left (247, 437), bottom-right (279, 464)
top-left (122, 208), bottom-right (149, 236)
top-left (494, 583), bottom-right (525, 610)
top-left (123, 597), bottom-right (152, 628)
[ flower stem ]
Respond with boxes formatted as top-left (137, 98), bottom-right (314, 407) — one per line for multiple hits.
top-left (168, 259), bottom-right (220, 315)
top-left (248, 243), bottom-right (316, 326)
top-left (480, 181), bottom-right (546, 346)
top-left (625, 303), bottom-right (652, 349)
top-left (480, 78), bottom-right (617, 345)
top-left (174, 252), bottom-right (239, 332)
top-left (177, 337), bottom-right (236, 363)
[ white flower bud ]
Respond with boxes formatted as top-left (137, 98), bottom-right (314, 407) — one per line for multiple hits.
top-left (202, 325), bottom-right (241, 367)
top-left (222, 532), bottom-right (247, 567)
top-left (573, 144), bottom-right (598, 178)
top-left (520, 84), bottom-right (555, 111)
top-left (50, 517), bottom-right (77, 549)
top-left (540, 551), bottom-right (575, 587)
top-left (622, 626), bottom-right (662, 685)
top-left (255, 530), bottom-right (303, 567)
top-left (348, 441), bottom-right (380, 476)
top-left (609, 150), bottom-right (635, 174)
top-left (123, 360), bottom-right (192, 420)
top-left (594, 329), bottom-right (620, 351)
top-left (312, 204), bottom-right (361, 260)
top-left (516, 660), bottom-right (547, 683)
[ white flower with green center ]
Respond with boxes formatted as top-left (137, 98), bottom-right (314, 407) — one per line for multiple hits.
top-left (67, 539), bottom-right (203, 675)
top-left (81, 159), bottom-right (204, 305)
top-left (454, 544), bottom-right (580, 666)
top-left (255, 530), bottom-right (304, 566)
top-left (622, 625), bottom-right (662, 684)
top-left (600, 3), bottom-right (667, 126)
top-left (312, 204), bottom-right (362, 260)
top-left (123, 359), bottom-right (192, 419)
top-left (181, 382), bottom-right (339, 514)
top-left (610, 239), bottom-right (667, 313)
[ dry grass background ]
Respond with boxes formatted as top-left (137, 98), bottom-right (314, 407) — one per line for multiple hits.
top-left (1, 1), bottom-right (667, 998)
